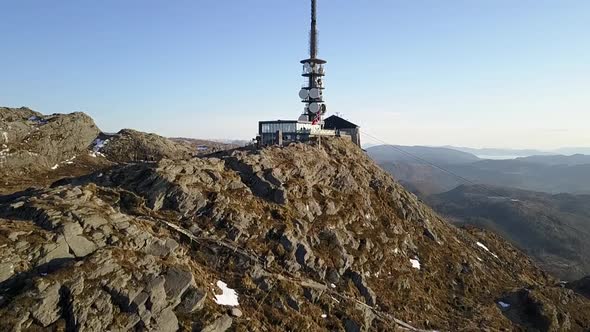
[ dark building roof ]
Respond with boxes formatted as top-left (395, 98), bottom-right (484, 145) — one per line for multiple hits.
top-left (323, 115), bottom-right (359, 130)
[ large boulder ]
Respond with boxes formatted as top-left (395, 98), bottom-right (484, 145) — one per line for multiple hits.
top-left (0, 107), bottom-right (99, 175)
top-left (98, 129), bottom-right (195, 163)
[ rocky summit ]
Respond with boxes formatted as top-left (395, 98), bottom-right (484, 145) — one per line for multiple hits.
top-left (1, 108), bottom-right (590, 331)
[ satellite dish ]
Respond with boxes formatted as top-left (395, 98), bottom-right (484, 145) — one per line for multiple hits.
top-left (299, 89), bottom-right (309, 99)
top-left (309, 102), bottom-right (320, 113)
top-left (309, 88), bottom-right (320, 98)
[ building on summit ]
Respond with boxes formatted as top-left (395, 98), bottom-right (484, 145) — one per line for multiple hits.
top-left (323, 115), bottom-right (361, 147)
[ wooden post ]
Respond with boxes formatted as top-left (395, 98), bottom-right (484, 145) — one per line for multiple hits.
top-left (276, 130), bottom-right (283, 147)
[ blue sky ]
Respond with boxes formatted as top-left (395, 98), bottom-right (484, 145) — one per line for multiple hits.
top-left (1, 0), bottom-right (588, 149)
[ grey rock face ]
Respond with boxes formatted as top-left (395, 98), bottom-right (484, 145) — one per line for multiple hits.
top-left (0, 107), bottom-right (100, 176)
top-left (0, 262), bottom-right (14, 283)
top-left (65, 234), bottom-right (97, 257)
top-left (164, 267), bottom-right (195, 306)
top-left (145, 238), bottom-right (179, 257)
top-left (200, 314), bottom-right (233, 332)
top-left (147, 276), bottom-right (168, 315)
top-left (100, 128), bottom-right (195, 163)
top-left (38, 237), bottom-right (74, 265)
top-left (66, 287), bottom-right (115, 332)
top-left (31, 282), bottom-right (62, 327)
top-left (177, 287), bottom-right (206, 313)
top-left (229, 307), bottom-right (242, 318)
top-left (346, 270), bottom-right (376, 307)
top-left (152, 307), bottom-right (179, 332)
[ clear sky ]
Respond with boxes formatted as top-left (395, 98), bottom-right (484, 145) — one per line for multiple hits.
top-left (1, 0), bottom-right (588, 149)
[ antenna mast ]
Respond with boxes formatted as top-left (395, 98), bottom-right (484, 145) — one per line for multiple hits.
top-left (298, 0), bottom-right (327, 123)
top-left (310, 0), bottom-right (318, 59)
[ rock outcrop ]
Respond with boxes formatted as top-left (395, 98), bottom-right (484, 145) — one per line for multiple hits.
top-left (0, 108), bottom-right (206, 194)
top-left (0, 107), bottom-right (101, 181)
top-left (98, 129), bottom-right (196, 163)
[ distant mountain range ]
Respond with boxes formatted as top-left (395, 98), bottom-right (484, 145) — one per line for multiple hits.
top-left (516, 154), bottom-right (590, 166)
top-left (367, 145), bottom-right (590, 195)
top-left (443, 146), bottom-right (590, 157)
top-left (367, 144), bottom-right (480, 165)
top-left (368, 144), bottom-right (590, 281)
top-left (427, 185), bottom-right (590, 281)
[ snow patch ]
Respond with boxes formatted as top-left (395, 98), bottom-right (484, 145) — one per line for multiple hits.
top-left (498, 301), bottom-right (510, 309)
top-left (28, 116), bottom-right (47, 125)
top-left (410, 258), bottom-right (421, 270)
top-left (89, 138), bottom-right (109, 157)
top-left (476, 242), bottom-right (499, 259)
top-left (51, 164), bottom-right (59, 170)
top-left (62, 156), bottom-right (76, 165)
top-left (214, 280), bottom-right (239, 306)
top-left (330, 283), bottom-right (336, 288)
top-left (476, 242), bottom-right (490, 251)
top-left (321, 314), bottom-right (327, 318)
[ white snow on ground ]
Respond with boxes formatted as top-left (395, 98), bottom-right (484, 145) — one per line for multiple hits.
top-left (28, 116), bottom-right (47, 125)
top-left (410, 258), bottom-right (421, 270)
top-left (330, 283), bottom-right (336, 288)
top-left (321, 314), bottom-right (327, 318)
top-left (498, 301), bottom-right (510, 309)
top-left (214, 280), bottom-right (239, 306)
top-left (89, 138), bottom-right (109, 157)
top-left (476, 242), bottom-right (499, 259)
top-left (51, 164), bottom-right (59, 170)
top-left (476, 242), bottom-right (490, 251)
top-left (92, 138), bottom-right (108, 151)
top-left (62, 156), bottom-right (77, 165)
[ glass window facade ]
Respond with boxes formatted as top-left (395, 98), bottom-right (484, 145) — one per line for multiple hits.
top-left (260, 122), bottom-right (297, 134)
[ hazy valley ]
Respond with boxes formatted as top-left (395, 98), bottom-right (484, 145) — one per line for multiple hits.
top-left (369, 144), bottom-right (590, 281)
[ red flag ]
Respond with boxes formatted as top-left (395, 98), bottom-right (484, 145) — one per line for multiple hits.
top-left (312, 113), bottom-right (321, 125)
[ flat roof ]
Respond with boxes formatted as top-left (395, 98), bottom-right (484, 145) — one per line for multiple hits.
top-left (258, 120), bottom-right (298, 124)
